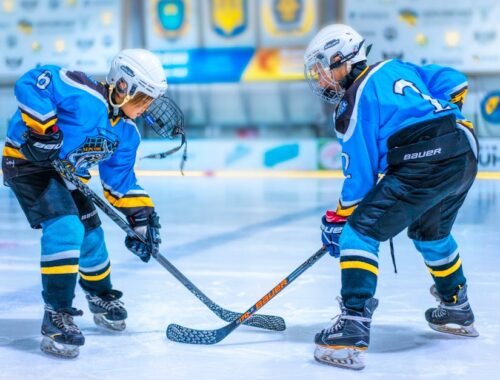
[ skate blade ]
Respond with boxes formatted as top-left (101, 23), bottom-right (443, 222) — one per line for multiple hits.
top-left (40, 336), bottom-right (80, 359)
top-left (314, 345), bottom-right (365, 370)
top-left (429, 322), bottom-right (479, 337)
top-left (93, 314), bottom-right (126, 331)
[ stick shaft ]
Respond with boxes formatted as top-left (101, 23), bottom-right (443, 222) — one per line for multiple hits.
top-left (52, 159), bottom-right (285, 331)
top-left (167, 247), bottom-right (327, 344)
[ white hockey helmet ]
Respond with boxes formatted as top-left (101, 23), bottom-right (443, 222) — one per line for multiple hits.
top-left (106, 49), bottom-right (168, 107)
top-left (304, 24), bottom-right (367, 104)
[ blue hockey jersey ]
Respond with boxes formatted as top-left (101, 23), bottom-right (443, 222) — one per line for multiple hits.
top-left (333, 59), bottom-right (476, 217)
top-left (3, 65), bottom-right (154, 218)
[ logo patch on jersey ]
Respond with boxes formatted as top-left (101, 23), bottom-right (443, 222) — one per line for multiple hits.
top-left (68, 136), bottom-right (119, 173)
top-left (324, 38), bottom-right (339, 50)
top-left (336, 100), bottom-right (348, 118)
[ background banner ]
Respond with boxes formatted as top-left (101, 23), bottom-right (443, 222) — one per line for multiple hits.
top-left (144, 0), bottom-right (201, 50)
top-left (344, 0), bottom-right (500, 73)
top-left (0, 0), bottom-right (122, 79)
top-left (259, 0), bottom-right (319, 47)
top-left (201, 0), bottom-right (257, 47)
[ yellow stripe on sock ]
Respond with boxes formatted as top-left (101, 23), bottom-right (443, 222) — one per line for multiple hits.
top-left (79, 266), bottom-right (111, 282)
top-left (428, 258), bottom-right (462, 278)
top-left (41, 265), bottom-right (79, 275)
top-left (340, 261), bottom-right (379, 276)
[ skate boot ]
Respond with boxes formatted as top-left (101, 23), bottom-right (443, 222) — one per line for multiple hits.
top-left (314, 297), bottom-right (378, 370)
top-left (40, 305), bottom-right (85, 359)
top-left (85, 289), bottom-right (127, 331)
top-left (426, 284), bottom-right (478, 337)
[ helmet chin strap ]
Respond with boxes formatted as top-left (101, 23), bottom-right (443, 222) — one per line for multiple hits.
top-left (339, 60), bottom-right (367, 90)
top-left (108, 84), bottom-right (132, 117)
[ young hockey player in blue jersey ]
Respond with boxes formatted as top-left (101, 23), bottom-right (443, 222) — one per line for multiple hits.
top-left (304, 25), bottom-right (479, 370)
top-left (2, 49), bottom-right (183, 358)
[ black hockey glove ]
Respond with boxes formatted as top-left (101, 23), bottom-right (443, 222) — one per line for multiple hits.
top-left (20, 126), bottom-right (63, 166)
top-left (125, 211), bottom-right (162, 263)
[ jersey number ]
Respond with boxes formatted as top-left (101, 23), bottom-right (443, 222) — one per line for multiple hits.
top-left (36, 71), bottom-right (52, 90)
top-left (394, 79), bottom-right (452, 114)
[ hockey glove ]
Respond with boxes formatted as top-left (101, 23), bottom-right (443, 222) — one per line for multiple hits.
top-left (321, 211), bottom-right (347, 258)
top-left (125, 211), bottom-right (162, 263)
top-left (20, 126), bottom-right (63, 166)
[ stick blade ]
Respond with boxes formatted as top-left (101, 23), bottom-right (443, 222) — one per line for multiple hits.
top-left (220, 310), bottom-right (286, 331)
top-left (166, 323), bottom-right (223, 345)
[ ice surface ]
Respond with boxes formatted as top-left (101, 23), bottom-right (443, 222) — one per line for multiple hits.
top-left (1, 175), bottom-right (499, 379)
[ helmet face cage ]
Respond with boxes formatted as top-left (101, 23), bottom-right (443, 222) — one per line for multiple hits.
top-left (142, 95), bottom-right (184, 139)
top-left (304, 54), bottom-right (345, 105)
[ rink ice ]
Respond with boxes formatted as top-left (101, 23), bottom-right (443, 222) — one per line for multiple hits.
top-left (1, 175), bottom-right (499, 380)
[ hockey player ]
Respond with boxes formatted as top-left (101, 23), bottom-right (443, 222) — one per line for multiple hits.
top-left (304, 25), bottom-right (479, 370)
top-left (2, 49), bottom-right (181, 358)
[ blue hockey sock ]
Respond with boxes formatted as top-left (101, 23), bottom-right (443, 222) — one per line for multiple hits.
top-left (339, 223), bottom-right (380, 310)
top-left (413, 235), bottom-right (466, 300)
top-left (78, 226), bottom-right (112, 295)
top-left (40, 215), bottom-right (84, 309)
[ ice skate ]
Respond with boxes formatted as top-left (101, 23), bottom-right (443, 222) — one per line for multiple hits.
top-left (426, 284), bottom-right (479, 337)
top-left (85, 289), bottom-right (127, 331)
top-left (40, 306), bottom-right (85, 359)
top-left (314, 297), bottom-right (378, 370)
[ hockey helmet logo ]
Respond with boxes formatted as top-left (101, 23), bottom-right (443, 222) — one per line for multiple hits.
top-left (324, 38), bottom-right (340, 50)
top-left (120, 65), bottom-right (135, 77)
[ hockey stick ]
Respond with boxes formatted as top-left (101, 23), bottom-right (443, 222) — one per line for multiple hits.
top-left (166, 247), bottom-right (327, 344)
top-left (51, 159), bottom-right (286, 332)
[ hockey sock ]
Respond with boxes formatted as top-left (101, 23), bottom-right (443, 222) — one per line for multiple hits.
top-left (40, 215), bottom-right (84, 309)
top-left (78, 226), bottom-right (112, 295)
top-left (413, 235), bottom-right (466, 300)
top-left (339, 223), bottom-right (380, 311)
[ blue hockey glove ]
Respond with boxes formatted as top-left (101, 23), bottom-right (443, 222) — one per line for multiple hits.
top-left (20, 126), bottom-right (63, 166)
top-left (125, 211), bottom-right (161, 263)
top-left (321, 211), bottom-right (347, 258)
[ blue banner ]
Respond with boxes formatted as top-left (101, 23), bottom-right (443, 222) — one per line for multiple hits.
top-left (156, 48), bottom-right (255, 83)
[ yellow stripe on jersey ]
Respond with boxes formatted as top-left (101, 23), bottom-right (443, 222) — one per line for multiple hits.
top-left (3, 146), bottom-right (25, 159)
top-left (354, 66), bottom-right (369, 83)
top-left (451, 88), bottom-right (468, 106)
top-left (427, 258), bottom-right (462, 278)
top-left (340, 261), bottom-right (379, 276)
top-left (104, 190), bottom-right (154, 208)
top-left (110, 116), bottom-right (122, 127)
top-left (79, 266), bottom-right (111, 282)
top-left (41, 265), bottom-right (79, 275)
top-left (20, 112), bottom-right (57, 134)
top-left (457, 119), bottom-right (474, 130)
top-left (336, 202), bottom-right (357, 217)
